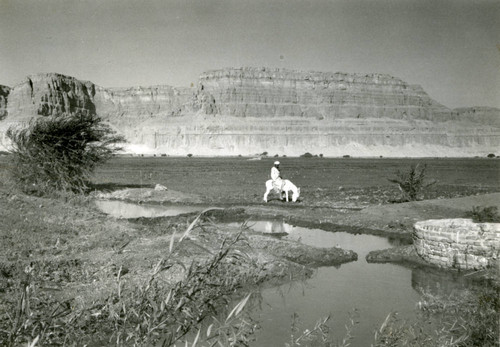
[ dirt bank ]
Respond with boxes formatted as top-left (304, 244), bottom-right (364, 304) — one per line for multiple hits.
top-left (94, 188), bottom-right (500, 273)
top-left (96, 187), bottom-right (500, 235)
top-left (238, 193), bottom-right (500, 235)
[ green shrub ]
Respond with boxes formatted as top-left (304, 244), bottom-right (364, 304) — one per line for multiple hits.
top-left (465, 206), bottom-right (500, 223)
top-left (388, 163), bottom-right (436, 201)
top-left (6, 112), bottom-right (124, 195)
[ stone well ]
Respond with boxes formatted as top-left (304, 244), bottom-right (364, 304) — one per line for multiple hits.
top-left (413, 218), bottom-right (500, 270)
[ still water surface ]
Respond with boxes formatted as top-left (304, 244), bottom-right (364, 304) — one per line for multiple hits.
top-left (95, 200), bottom-right (204, 218)
top-left (230, 220), bottom-right (442, 346)
top-left (95, 201), bottom-right (479, 346)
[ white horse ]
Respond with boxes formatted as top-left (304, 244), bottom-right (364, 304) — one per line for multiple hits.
top-left (263, 179), bottom-right (301, 202)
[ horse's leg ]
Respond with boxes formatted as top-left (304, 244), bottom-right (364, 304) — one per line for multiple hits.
top-left (263, 186), bottom-right (271, 202)
top-left (285, 190), bottom-right (289, 202)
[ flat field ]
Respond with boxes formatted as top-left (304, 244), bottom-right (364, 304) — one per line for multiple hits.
top-left (92, 157), bottom-right (500, 207)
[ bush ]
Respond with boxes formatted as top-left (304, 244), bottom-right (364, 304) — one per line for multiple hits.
top-left (465, 206), bottom-right (500, 223)
top-left (300, 152), bottom-right (313, 158)
top-left (6, 112), bottom-right (124, 195)
top-left (487, 153), bottom-right (495, 158)
top-left (187, 153), bottom-right (193, 157)
top-left (388, 163), bottom-right (436, 201)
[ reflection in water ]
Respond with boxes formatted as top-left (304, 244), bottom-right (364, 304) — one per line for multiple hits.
top-left (386, 236), bottom-right (413, 247)
top-left (233, 219), bottom-right (487, 347)
top-left (95, 200), bottom-right (204, 219)
top-left (411, 266), bottom-right (478, 297)
top-left (247, 220), bottom-right (293, 234)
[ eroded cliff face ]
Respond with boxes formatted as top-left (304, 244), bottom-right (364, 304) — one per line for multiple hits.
top-left (0, 73), bottom-right (193, 145)
top-left (453, 107), bottom-right (500, 127)
top-left (1, 68), bottom-right (499, 157)
top-left (198, 68), bottom-right (453, 121)
top-left (5, 74), bottom-right (96, 123)
top-left (0, 85), bottom-right (9, 121)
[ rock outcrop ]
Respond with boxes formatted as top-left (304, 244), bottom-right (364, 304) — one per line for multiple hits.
top-left (1, 67), bottom-right (499, 156)
top-left (0, 85), bottom-right (9, 121)
top-left (5, 74), bottom-right (96, 122)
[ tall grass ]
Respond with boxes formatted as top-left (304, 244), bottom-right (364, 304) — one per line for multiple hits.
top-left (0, 208), bottom-right (259, 346)
top-left (373, 287), bottom-right (499, 347)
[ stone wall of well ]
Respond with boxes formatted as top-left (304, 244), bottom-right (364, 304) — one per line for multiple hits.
top-left (413, 218), bottom-right (500, 270)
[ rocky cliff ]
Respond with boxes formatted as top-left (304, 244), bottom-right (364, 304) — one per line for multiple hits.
top-left (453, 107), bottom-right (500, 127)
top-left (0, 85), bottom-right (10, 121)
top-left (1, 68), bottom-right (499, 157)
top-left (198, 68), bottom-right (453, 121)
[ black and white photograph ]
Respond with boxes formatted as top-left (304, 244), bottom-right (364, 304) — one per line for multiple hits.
top-left (0, 0), bottom-right (498, 346)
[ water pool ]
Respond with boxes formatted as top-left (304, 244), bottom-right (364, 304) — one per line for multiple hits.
top-left (95, 200), bottom-right (205, 218)
top-left (228, 220), bottom-right (471, 346)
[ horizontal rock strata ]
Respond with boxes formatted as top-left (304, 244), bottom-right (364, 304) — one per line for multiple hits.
top-left (1, 68), bottom-right (499, 156)
top-left (199, 68), bottom-right (452, 121)
top-left (413, 218), bottom-right (500, 270)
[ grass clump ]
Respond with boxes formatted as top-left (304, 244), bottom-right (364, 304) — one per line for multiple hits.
top-left (388, 163), bottom-right (436, 202)
top-left (6, 112), bottom-right (124, 195)
top-left (465, 206), bottom-right (500, 223)
top-left (286, 311), bottom-right (358, 347)
top-left (373, 287), bottom-right (499, 347)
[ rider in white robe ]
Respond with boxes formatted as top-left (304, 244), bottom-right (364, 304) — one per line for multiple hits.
top-left (271, 161), bottom-right (283, 192)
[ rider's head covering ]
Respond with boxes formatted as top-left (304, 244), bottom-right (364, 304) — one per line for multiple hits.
top-left (274, 161), bottom-right (280, 166)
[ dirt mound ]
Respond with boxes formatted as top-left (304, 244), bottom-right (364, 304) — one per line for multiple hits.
top-left (94, 187), bottom-right (204, 204)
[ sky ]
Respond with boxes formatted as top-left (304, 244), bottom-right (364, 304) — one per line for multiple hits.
top-left (0, 0), bottom-right (498, 109)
